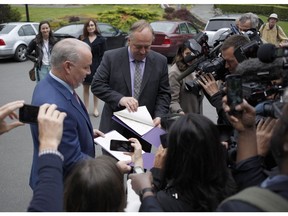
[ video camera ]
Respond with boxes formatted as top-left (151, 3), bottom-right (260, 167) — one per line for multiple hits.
top-left (236, 54), bottom-right (288, 118)
top-left (181, 25), bottom-right (262, 94)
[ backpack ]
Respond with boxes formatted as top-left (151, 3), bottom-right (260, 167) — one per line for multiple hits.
top-left (221, 186), bottom-right (288, 212)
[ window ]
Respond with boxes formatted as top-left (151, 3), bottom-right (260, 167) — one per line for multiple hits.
top-left (21, 24), bottom-right (36, 36)
top-left (187, 23), bottom-right (198, 34)
top-left (179, 23), bottom-right (189, 34)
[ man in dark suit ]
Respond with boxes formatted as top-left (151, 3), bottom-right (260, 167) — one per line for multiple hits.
top-left (91, 20), bottom-right (171, 133)
top-left (29, 38), bottom-right (103, 190)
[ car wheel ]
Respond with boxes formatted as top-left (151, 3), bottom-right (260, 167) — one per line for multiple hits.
top-left (14, 44), bottom-right (27, 62)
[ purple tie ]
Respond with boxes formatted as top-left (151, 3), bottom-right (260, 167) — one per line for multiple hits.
top-left (73, 90), bottom-right (80, 104)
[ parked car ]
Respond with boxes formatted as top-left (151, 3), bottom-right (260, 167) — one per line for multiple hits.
top-left (204, 14), bottom-right (264, 47)
top-left (150, 20), bottom-right (199, 59)
top-left (0, 22), bottom-right (39, 61)
top-left (53, 23), bottom-right (128, 50)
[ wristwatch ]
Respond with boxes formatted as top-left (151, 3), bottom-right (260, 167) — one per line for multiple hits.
top-left (133, 166), bottom-right (144, 174)
top-left (139, 187), bottom-right (154, 202)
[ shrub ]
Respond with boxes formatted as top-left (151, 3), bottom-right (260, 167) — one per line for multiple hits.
top-left (0, 4), bottom-right (21, 23)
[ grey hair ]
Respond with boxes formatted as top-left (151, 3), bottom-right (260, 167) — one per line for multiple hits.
top-left (50, 38), bottom-right (91, 69)
top-left (128, 19), bottom-right (155, 41)
top-left (239, 12), bottom-right (259, 29)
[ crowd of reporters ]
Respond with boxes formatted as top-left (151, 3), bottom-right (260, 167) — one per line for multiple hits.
top-left (1, 11), bottom-right (288, 212)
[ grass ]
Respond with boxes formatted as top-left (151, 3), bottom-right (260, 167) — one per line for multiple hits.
top-left (11, 4), bottom-right (288, 35)
top-left (12, 4), bottom-right (164, 24)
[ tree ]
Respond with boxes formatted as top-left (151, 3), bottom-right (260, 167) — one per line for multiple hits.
top-left (0, 5), bottom-right (21, 23)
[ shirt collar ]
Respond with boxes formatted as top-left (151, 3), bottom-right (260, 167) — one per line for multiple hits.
top-left (49, 71), bottom-right (74, 94)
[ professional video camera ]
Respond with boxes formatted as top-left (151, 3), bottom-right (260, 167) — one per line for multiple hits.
top-left (235, 54), bottom-right (288, 118)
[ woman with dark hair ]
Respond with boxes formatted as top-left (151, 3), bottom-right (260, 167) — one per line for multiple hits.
top-left (169, 41), bottom-right (204, 115)
top-left (64, 155), bottom-right (126, 211)
top-left (130, 113), bottom-right (236, 212)
top-left (26, 20), bottom-right (57, 82)
top-left (82, 19), bottom-right (107, 117)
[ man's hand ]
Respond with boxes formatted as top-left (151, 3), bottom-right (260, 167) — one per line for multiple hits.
top-left (119, 97), bottom-right (139, 112)
top-left (153, 117), bottom-right (161, 127)
top-left (256, 117), bottom-right (277, 157)
top-left (93, 129), bottom-right (105, 138)
top-left (124, 137), bottom-right (143, 168)
top-left (129, 171), bottom-right (153, 196)
top-left (0, 100), bottom-right (25, 135)
top-left (198, 73), bottom-right (220, 97)
top-left (38, 104), bottom-right (67, 152)
top-left (153, 144), bottom-right (166, 169)
top-left (222, 96), bottom-right (256, 132)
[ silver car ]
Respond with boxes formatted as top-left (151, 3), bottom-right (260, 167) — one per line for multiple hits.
top-left (0, 22), bottom-right (39, 62)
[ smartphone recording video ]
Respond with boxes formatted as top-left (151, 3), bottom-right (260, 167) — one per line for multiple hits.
top-left (110, 139), bottom-right (134, 152)
top-left (19, 104), bottom-right (40, 124)
top-left (226, 74), bottom-right (243, 115)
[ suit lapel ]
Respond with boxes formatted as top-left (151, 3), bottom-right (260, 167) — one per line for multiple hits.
top-left (48, 75), bottom-right (93, 132)
top-left (121, 48), bottom-right (133, 95)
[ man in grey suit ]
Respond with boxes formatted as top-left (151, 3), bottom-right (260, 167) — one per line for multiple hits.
top-left (91, 20), bottom-right (171, 133)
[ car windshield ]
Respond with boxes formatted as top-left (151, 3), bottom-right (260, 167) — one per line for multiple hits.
top-left (151, 22), bottom-right (174, 33)
top-left (0, 24), bottom-right (16, 34)
top-left (205, 19), bottom-right (236, 31)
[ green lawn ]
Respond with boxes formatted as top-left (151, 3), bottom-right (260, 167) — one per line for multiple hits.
top-left (12, 4), bottom-right (164, 25)
top-left (11, 4), bottom-right (288, 36)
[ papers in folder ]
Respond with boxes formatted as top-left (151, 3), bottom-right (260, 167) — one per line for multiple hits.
top-left (113, 106), bottom-right (154, 136)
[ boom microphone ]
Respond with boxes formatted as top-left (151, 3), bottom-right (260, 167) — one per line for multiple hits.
top-left (257, 43), bottom-right (288, 63)
top-left (235, 58), bottom-right (285, 82)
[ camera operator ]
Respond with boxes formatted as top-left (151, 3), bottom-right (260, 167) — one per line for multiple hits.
top-left (169, 40), bottom-right (204, 115)
top-left (198, 35), bottom-right (250, 126)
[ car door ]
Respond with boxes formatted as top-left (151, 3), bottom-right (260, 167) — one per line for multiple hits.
top-left (19, 24), bottom-right (37, 46)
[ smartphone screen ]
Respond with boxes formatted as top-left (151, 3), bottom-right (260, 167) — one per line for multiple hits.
top-left (226, 74), bottom-right (243, 114)
top-left (110, 140), bottom-right (134, 152)
top-left (19, 104), bottom-right (40, 124)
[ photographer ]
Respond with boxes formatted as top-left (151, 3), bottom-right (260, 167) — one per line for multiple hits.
top-left (198, 35), bottom-right (250, 126)
top-left (217, 92), bottom-right (288, 212)
top-left (169, 40), bottom-right (204, 115)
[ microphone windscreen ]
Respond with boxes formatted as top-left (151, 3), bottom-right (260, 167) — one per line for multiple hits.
top-left (257, 43), bottom-right (276, 63)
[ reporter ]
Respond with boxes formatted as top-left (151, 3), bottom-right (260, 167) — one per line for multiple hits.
top-left (0, 100), bottom-right (24, 135)
top-left (130, 113), bottom-right (236, 212)
top-left (218, 98), bottom-right (288, 211)
top-left (169, 40), bottom-right (204, 115)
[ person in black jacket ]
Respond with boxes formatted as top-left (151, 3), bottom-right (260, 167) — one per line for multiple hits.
top-left (26, 20), bottom-right (58, 82)
top-left (130, 113), bottom-right (236, 212)
top-left (216, 93), bottom-right (288, 211)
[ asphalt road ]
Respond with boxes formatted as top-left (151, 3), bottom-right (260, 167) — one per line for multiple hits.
top-left (0, 58), bottom-right (216, 212)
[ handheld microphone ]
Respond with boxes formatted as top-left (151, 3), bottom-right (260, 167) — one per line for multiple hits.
top-left (257, 43), bottom-right (288, 63)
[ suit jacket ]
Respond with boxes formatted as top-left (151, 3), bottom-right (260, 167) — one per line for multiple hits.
top-left (29, 73), bottom-right (95, 189)
top-left (91, 47), bottom-right (171, 133)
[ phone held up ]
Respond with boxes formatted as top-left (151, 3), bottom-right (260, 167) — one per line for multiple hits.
top-left (19, 104), bottom-right (40, 124)
top-left (110, 139), bottom-right (134, 152)
top-left (225, 74), bottom-right (243, 115)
